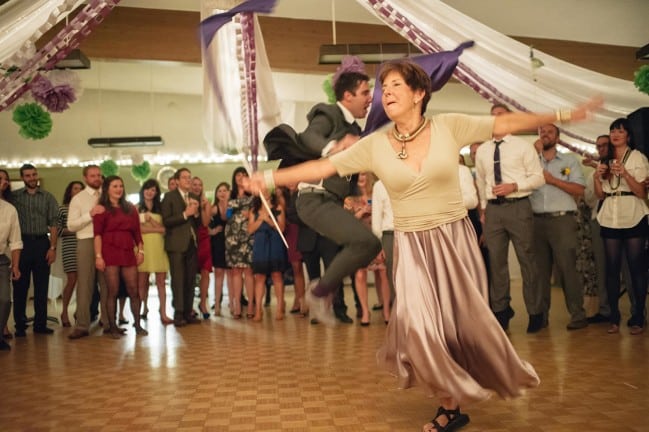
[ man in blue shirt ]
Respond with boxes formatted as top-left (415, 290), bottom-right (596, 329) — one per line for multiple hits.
top-left (529, 124), bottom-right (588, 332)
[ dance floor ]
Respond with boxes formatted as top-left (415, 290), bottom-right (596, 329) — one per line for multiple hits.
top-left (1, 283), bottom-right (647, 432)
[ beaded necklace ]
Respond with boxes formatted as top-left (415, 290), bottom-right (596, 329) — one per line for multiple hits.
top-left (608, 147), bottom-right (631, 190)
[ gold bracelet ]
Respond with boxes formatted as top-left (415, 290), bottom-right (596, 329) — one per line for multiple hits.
top-left (263, 169), bottom-right (276, 193)
top-left (555, 108), bottom-right (572, 123)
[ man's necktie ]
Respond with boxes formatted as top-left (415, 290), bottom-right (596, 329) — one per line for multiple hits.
top-left (493, 140), bottom-right (503, 185)
top-left (184, 192), bottom-right (197, 245)
top-left (351, 121), bottom-right (362, 136)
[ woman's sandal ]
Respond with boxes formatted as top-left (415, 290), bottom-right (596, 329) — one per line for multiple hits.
top-left (423, 406), bottom-right (470, 432)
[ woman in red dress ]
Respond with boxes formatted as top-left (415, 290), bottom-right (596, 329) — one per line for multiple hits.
top-left (191, 176), bottom-right (213, 319)
top-left (94, 176), bottom-right (146, 338)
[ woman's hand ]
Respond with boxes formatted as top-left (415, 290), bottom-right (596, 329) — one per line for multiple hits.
top-left (595, 163), bottom-right (608, 179)
top-left (95, 256), bottom-right (105, 271)
top-left (570, 95), bottom-right (604, 122)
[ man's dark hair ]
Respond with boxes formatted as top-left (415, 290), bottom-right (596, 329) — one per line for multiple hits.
top-left (334, 72), bottom-right (369, 102)
top-left (174, 167), bottom-right (191, 180)
top-left (19, 163), bottom-right (36, 177)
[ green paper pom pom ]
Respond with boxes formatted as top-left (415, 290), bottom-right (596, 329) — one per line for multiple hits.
top-left (12, 102), bottom-right (52, 140)
top-left (131, 161), bottom-right (151, 183)
top-left (322, 74), bottom-right (335, 104)
top-left (100, 160), bottom-right (119, 177)
top-left (634, 65), bottom-right (649, 95)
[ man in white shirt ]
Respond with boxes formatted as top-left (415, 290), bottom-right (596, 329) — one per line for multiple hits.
top-left (67, 165), bottom-right (105, 339)
top-left (0, 198), bottom-right (22, 351)
top-left (475, 104), bottom-right (545, 332)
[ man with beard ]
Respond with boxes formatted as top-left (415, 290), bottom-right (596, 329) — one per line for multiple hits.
top-left (12, 164), bottom-right (59, 336)
top-left (67, 165), bottom-right (107, 339)
top-left (530, 124), bottom-right (588, 332)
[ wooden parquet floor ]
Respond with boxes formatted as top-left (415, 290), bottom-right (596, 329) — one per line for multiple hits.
top-left (1, 284), bottom-right (648, 432)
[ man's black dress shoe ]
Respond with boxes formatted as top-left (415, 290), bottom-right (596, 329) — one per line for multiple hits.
top-left (527, 314), bottom-right (544, 333)
top-left (587, 313), bottom-right (609, 324)
top-left (14, 328), bottom-right (26, 337)
top-left (34, 327), bottom-right (54, 334)
top-left (494, 306), bottom-right (515, 331)
top-left (335, 313), bottom-right (353, 324)
top-left (0, 339), bottom-right (10, 351)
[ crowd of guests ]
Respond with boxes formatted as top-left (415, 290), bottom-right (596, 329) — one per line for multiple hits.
top-left (469, 109), bottom-right (649, 336)
top-left (1, 117), bottom-right (648, 352)
top-left (0, 162), bottom-right (399, 350)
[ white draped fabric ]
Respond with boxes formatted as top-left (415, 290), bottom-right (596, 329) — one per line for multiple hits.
top-left (0, 0), bottom-right (84, 65)
top-left (201, 1), bottom-right (280, 158)
top-left (355, 0), bottom-right (649, 152)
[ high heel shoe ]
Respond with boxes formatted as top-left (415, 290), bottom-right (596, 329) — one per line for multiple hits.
top-left (199, 306), bottom-right (210, 320)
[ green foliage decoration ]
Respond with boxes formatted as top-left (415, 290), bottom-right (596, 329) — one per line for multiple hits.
top-left (131, 161), bottom-right (151, 183)
top-left (12, 102), bottom-right (52, 140)
top-left (633, 65), bottom-right (649, 95)
top-left (100, 159), bottom-right (119, 177)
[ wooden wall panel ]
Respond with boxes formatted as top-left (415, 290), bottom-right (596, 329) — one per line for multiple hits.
top-left (61, 7), bottom-right (640, 80)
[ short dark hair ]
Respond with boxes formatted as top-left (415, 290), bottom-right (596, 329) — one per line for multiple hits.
top-left (174, 167), bottom-right (191, 180)
top-left (609, 118), bottom-right (634, 148)
top-left (19, 163), bottom-right (36, 177)
top-left (379, 59), bottom-right (432, 115)
top-left (596, 134), bottom-right (610, 142)
top-left (333, 72), bottom-right (370, 102)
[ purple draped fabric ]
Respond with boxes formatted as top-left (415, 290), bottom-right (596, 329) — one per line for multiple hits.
top-left (363, 41), bottom-right (474, 136)
top-left (199, 0), bottom-right (276, 48)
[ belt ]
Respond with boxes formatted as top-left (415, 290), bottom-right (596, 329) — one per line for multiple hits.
top-left (22, 234), bottom-right (48, 240)
top-left (487, 196), bottom-right (528, 205)
top-left (534, 211), bottom-right (575, 218)
top-left (382, 230), bottom-right (394, 235)
top-left (298, 187), bottom-right (338, 200)
top-left (605, 191), bottom-right (634, 197)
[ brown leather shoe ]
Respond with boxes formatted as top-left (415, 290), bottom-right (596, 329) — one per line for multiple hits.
top-left (68, 329), bottom-right (89, 340)
top-left (173, 318), bottom-right (187, 327)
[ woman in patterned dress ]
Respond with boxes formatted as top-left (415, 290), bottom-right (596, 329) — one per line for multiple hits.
top-left (225, 167), bottom-right (254, 318)
top-left (57, 181), bottom-right (84, 327)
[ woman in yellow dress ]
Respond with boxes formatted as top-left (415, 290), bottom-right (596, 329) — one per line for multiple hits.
top-left (137, 179), bottom-right (172, 324)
